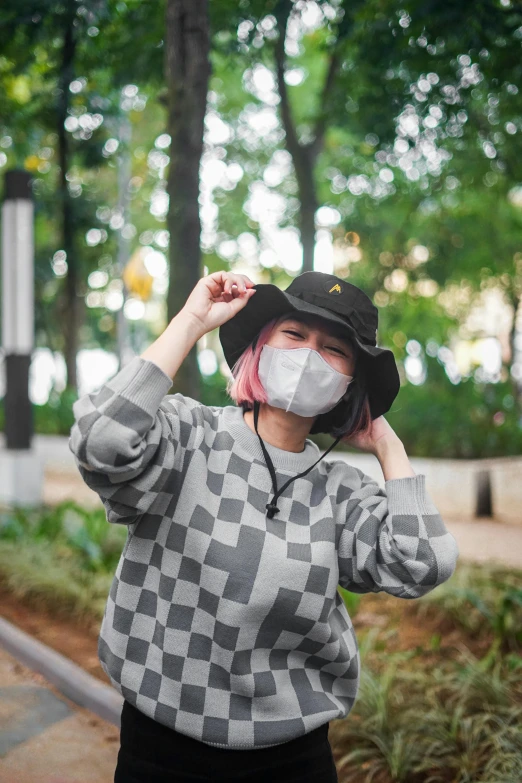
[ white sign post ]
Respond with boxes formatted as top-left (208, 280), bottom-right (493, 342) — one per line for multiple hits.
top-left (0, 170), bottom-right (43, 507)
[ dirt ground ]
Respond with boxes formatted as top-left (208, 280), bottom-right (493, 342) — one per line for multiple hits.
top-left (0, 586), bottom-right (109, 686)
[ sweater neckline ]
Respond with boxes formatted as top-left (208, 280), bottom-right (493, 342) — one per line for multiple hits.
top-left (222, 405), bottom-right (321, 472)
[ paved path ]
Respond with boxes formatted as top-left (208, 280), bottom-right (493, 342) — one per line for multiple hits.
top-left (0, 646), bottom-right (119, 783)
top-left (443, 518), bottom-right (522, 570)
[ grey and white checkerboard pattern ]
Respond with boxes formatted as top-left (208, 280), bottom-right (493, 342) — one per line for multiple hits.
top-left (69, 356), bottom-right (459, 749)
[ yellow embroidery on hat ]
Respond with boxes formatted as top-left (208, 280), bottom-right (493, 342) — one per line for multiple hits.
top-left (329, 283), bottom-right (342, 294)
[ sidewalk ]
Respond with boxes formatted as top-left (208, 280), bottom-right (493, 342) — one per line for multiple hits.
top-left (0, 646), bottom-right (119, 783)
top-left (442, 518), bottom-right (522, 570)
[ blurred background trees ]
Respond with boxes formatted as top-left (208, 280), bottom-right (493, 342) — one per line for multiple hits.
top-left (0, 0), bottom-right (521, 457)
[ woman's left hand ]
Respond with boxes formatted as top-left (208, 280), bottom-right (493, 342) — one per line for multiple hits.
top-left (341, 415), bottom-right (401, 455)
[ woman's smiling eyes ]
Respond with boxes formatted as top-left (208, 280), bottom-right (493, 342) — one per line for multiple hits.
top-left (281, 329), bottom-right (349, 356)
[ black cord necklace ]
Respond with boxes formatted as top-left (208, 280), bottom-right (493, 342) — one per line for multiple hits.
top-left (252, 401), bottom-right (342, 518)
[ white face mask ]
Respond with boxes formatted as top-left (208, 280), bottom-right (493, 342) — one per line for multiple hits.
top-left (258, 344), bottom-right (354, 418)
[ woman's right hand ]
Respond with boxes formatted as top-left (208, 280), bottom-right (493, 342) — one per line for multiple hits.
top-left (181, 271), bottom-right (256, 336)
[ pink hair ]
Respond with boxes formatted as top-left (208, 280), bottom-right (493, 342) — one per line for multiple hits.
top-left (226, 317), bottom-right (279, 409)
top-left (226, 313), bottom-right (373, 440)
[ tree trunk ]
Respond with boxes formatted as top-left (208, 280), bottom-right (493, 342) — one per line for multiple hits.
top-left (291, 145), bottom-right (318, 273)
top-left (274, 0), bottom-right (346, 275)
top-left (508, 290), bottom-right (522, 411)
top-left (164, 0), bottom-right (211, 398)
top-left (57, 10), bottom-right (81, 394)
top-left (299, 197), bottom-right (316, 272)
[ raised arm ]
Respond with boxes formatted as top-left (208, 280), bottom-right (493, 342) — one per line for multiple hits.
top-left (139, 270), bottom-right (256, 378)
top-left (69, 271), bottom-right (256, 524)
top-left (338, 415), bottom-right (459, 598)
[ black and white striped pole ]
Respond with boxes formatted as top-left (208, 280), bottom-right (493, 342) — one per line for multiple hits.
top-left (0, 169), bottom-right (43, 506)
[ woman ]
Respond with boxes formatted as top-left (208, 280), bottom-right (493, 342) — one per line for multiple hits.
top-left (69, 269), bottom-right (459, 783)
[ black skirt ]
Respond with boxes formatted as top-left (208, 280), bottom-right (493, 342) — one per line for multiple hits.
top-left (114, 699), bottom-right (338, 783)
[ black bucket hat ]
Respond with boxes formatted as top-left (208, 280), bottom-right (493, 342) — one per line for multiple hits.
top-left (219, 271), bottom-right (400, 421)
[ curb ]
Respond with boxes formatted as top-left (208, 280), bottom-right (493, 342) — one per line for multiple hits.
top-left (0, 616), bottom-right (123, 727)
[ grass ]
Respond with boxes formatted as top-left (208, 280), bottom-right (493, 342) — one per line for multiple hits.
top-left (411, 560), bottom-right (522, 656)
top-left (0, 501), bottom-right (521, 781)
top-left (331, 641), bottom-right (522, 783)
top-left (329, 561), bottom-right (522, 783)
top-left (0, 539), bottom-right (113, 624)
top-left (0, 501), bottom-right (126, 625)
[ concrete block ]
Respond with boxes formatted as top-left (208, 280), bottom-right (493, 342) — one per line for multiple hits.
top-left (488, 457), bottom-right (522, 526)
top-left (327, 452), bottom-right (480, 520)
top-left (0, 448), bottom-right (43, 507)
top-left (410, 458), bottom-right (479, 520)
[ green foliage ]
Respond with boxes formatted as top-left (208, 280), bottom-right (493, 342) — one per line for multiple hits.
top-left (0, 538), bottom-right (113, 622)
top-left (34, 387), bottom-right (77, 435)
top-left (0, 499), bottom-right (130, 620)
top-left (338, 585), bottom-right (362, 617)
top-left (309, 355), bottom-right (522, 458)
top-left (2, 0), bottom-right (522, 461)
top-left (334, 648), bottom-right (522, 783)
top-left (332, 560), bottom-right (522, 782)
top-left (386, 357), bottom-right (522, 459)
top-left (414, 561), bottom-right (522, 655)
top-left (0, 501), bottom-right (127, 574)
top-left (200, 370), bottom-right (234, 408)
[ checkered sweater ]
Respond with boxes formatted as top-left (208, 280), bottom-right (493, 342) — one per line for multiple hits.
top-left (69, 355), bottom-right (459, 750)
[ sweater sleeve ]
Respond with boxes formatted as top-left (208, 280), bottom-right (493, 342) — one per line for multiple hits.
top-left (68, 356), bottom-right (199, 525)
top-left (337, 471), bottom-right (459, 599)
